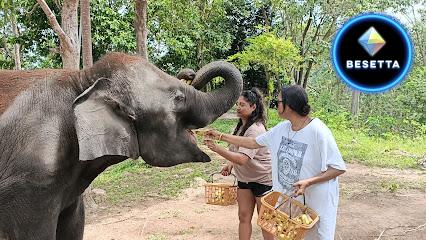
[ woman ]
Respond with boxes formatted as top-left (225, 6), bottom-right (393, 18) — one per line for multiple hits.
top-left (205, 85), bottom-right (346, 240)
top-left (204, 88), bottom-right (274, 240)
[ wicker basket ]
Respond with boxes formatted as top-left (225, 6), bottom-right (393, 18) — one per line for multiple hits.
top-left (204, 172), bottom-right (237, 206)
top-left (257, 191), bottom-right (319, 240)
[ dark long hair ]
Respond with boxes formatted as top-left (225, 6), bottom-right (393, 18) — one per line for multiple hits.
top-left (233, 88), bottom-right (267, 136)
top-left (281, 85), bottom-right (311, 116)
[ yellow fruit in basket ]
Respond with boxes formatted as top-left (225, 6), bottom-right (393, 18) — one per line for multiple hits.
top-left (263, 212), bottom-right (274, 220)
top-left (294, 218), bottom-right (302, 224)
top-left (213, 190), bottom-right (225, 203)
top-left (300, 214), bottom-right (313, 225)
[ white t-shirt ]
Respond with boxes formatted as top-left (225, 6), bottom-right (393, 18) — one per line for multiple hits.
top-left (256, 118), bottom-right (346, 240)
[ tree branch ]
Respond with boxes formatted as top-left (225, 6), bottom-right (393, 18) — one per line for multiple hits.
top-left (36, 0), bottom-right (73, 51)
top-left (322, 16), bottom-right (337, 41)
top-left (300, 8), bottom-right (313, 56)
top-left (27, 3), bottom-right (39, 16)
top-left (304, 15), bottom-right (326, 55)
top-left (302, 60), bottom-right (313, 88)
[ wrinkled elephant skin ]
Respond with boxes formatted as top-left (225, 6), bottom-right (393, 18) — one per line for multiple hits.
top-left (0, 52), bottom-right (242, 240)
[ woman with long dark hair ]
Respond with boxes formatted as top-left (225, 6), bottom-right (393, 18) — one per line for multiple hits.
top-left (204, 88), bottom-right (274, 240)
top-left (205, 85), bottom-right (346, 240)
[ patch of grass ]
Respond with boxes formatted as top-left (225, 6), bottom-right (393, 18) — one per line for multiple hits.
top-left (379, 180), bottom-right (400, 193)
top-left (147, 234), bottom-right (168, 240)
top-left (93, 158), bottom-right (222, 204)
top-left (210, 119), bottom-right (237, 134)
top-left (334, 128), bottom-right (425, 168)
top-left (158, 210), bottom-right (182, 219)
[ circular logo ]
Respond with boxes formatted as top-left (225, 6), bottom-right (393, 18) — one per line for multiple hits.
top-left (332, 13), bottom-right (413, 93)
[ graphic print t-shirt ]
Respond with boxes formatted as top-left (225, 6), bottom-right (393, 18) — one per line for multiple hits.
top-left (255, 118), bottom-right (346, 217)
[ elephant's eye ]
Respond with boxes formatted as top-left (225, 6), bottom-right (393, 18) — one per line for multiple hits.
top-left (175, 95), bottom-right (185, 101)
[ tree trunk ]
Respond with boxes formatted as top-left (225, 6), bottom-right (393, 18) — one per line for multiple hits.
top-left (61, 0), bottom-right (79, 69)
top-left (10, 11), bottom-right (21, 70)
top-left (351, 90), bottom-right (360, 116)
top-left (80, 0), bottom-right (93, 68)
top-left (135, 0), bottom-right (148, 60)
top-left (37, 0), bottom-right (80, 70)
top-left (265, 70), bottom-right (272, 119)
top-left (302, 60), bottom-right (313, 89)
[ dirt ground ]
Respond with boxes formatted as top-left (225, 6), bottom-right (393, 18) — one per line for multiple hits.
top-left (84, 162), bottom-right (426, 240)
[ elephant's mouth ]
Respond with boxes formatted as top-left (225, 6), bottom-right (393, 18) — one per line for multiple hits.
top-left (185, 129), bottom-right (211, 163)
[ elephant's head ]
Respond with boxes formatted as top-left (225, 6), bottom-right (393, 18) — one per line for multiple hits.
top-left (73, 53), bottom-right (242, 167)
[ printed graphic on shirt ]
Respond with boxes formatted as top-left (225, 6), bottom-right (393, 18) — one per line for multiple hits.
top-left (277, 137), bottom-right (308, 193)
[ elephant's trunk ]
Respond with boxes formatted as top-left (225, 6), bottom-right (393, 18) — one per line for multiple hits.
top-left (186, 61), bottom-right (243, 127)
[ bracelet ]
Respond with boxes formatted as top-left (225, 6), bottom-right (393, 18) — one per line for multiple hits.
top-left (218, 133), bottom-right (224, 141)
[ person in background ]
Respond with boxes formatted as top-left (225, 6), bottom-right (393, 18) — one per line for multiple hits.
top-left (204, 88), bottom-right (274, 240)
top-left (205, 85), bottom-right (346, 240)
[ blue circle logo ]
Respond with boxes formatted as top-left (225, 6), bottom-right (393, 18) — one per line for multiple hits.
top-left (331, 13), bottom-right (413, 93)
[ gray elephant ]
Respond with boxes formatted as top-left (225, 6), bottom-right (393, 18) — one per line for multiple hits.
top-left (0, 52), bottom-right (242, 240)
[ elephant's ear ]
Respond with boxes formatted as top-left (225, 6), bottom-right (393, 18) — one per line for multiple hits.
top-left (73, 78), bottom-right (139, 161)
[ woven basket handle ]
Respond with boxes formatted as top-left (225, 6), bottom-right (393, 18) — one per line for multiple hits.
top-left (289, 194), bottom-right (307, 218)
top-left (274, 193), bottom-right (307, 218)
top-left (208, 172), bottom-right (237, 186)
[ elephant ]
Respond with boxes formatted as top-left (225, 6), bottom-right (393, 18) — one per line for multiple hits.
top-left (0, 52), bottom-right (242, 240)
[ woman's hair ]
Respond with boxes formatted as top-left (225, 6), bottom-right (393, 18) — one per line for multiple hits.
top-left (281, 85), bottom-right (311, 116)
top-left (233, 87), bottom-right (267, 136)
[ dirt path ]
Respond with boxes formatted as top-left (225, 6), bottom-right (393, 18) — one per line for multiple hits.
top-left (84, 163), bottom-right (426, 240)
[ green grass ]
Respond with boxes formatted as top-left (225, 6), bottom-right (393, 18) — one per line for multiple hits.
top-left (334, 128), bottom-right (425, 168)
top-left (268, 109), bottom-right (425, 168)
top-left (93, 108), bottom-right (425, 204)
top-left (93, 158), bottom-right (222, 204)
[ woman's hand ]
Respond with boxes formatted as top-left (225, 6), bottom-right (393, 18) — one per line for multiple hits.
top-left (186, 130), bottom-right (197, 144)
top-left (221, 163), bottom-right (233, 176)
top-left (204, 129), bottom-right (222, 141)
top-left (293, 179), bottom-right (311, 196)
top-left (204, 139), bottom-right (220, 152)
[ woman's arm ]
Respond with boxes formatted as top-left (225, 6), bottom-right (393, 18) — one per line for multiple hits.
top-left (205, 130), bottom-right (262, 149)
top-left (204, 140), bottom-right (249, 165)
top-left (293, 167), bottom-right (346, 196)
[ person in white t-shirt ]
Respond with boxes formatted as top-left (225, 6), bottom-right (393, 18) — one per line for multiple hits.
top-left (205, 85), bottom-right (346, 240)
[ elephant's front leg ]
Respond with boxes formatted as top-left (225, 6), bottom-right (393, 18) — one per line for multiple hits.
top-left (56, 196), bottom-right (85, 240)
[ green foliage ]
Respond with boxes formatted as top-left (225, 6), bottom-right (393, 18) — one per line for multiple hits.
top-left (229, 32), bottom-right (301, 78)
top-left (91, 0), bottom-right (136, 61)
top-left (14, 0), bottom-right (63, 69)
top-left (148, 0), bottom-right (233, 73)
top-left (228, 32), bottom-right (301, 101)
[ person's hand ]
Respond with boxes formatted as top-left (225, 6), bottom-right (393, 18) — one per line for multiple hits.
top-left (186, 130), bottom-right (197, 144)
top-left (204, 139), bottom-right (220, 152)
top-left (221, 164), bottom-right (233, 176)
top-left (204, 129), bottom-right (222, 141)
top-left (293, 179), bottom-right (311, 196)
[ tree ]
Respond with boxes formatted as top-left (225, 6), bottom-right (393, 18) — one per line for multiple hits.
top-left (36, 0), bottom-right (80, 69)
top-left (80, 0), bottom-right (93, 68)
top-left (135, 0), bottom-right (148, 59)
top-left (1, 0), bottom-right (22, 69)
top-left (90, 0), bottom-right (136, 61)
top-left (148, 0), bottom-right (233, 73)
top-left (229, 32), bottom-right (301, 106)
